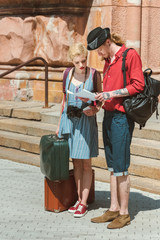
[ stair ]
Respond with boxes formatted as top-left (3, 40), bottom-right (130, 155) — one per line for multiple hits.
top-left (0, 100), bottom-right (160, 194)
top-left (0, 146), bottom-right (40, 167)
top-left (0, 118), bottom-right (57, 137)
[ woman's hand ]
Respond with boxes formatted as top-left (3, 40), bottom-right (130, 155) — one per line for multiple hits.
top-left (78, 97), bottom-right (89, 102)
top-left (56, 126), bottom-right (59, 136)
top-left (83, 106), bottom-right (100, 116)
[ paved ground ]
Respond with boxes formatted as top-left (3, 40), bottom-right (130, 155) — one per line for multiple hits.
top-left (0, 159), bottom-right (160, 240)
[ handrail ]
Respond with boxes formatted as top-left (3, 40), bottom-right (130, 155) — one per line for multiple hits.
top-left (0, 57), bottom-right (49, 108)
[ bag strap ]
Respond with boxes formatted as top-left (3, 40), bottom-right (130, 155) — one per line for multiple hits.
top-left (91, 68), bottom-right (100, 106)
top-left (144, 68), bottom-right (152, 76)
top-left (66, 68), bottom-right (74, 107)
top-left (91, 68), bottom-right (97, 92)
top-left (63, 67), bottom-right (72, 94)
top-left (122, 48), bottom-right (133, 88)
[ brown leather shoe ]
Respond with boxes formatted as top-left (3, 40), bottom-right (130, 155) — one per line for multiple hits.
top-left (91, 210), bottom-right (119, 223)
top-left (107, 214), bottom-right (131, 229)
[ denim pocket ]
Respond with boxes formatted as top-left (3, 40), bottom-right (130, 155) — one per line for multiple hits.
top-left (112, 112), bottom-right (127, 127)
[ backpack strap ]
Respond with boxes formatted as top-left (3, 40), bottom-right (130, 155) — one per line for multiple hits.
top-left (122, 48), bottom-right (133, 88)
top-left (144, 68), bottom-right (152, 75)
top-left (91, 68), bottom-right (98, 92)
top-left (91, 68), bottom-right (100, 106)
top-left (63, 67), bottom-right (72, 94)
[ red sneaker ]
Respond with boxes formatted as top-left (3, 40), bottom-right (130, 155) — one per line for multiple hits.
top-left (68, 200), bottom-right (81, 213)
top-left (74, 203), bottom-right (88, 218)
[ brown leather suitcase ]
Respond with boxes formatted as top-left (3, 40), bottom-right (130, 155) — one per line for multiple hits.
top-left (44, 169), bottom-right (95, 212)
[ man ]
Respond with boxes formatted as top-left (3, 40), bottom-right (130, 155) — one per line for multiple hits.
top-left (87, 27), bottom-right (144, 229)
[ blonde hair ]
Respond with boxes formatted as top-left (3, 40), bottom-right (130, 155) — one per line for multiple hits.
top-left (110, 33), bottom-right (124, 46)
top-left (69, 42), bottom-right (88, 61)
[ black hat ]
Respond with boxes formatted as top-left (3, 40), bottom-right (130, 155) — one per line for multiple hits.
top-left (87, 27), bottom-right (110, 50)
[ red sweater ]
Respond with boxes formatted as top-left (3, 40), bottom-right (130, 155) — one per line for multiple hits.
top-left (102, 45), bottom-right (145, 112)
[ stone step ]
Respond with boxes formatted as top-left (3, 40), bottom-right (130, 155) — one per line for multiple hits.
top-left (92, 149), bottom-right (160, 181)
top-left (0, 130), bottom-right (40, 154)
top-left (0, 101), bottom-right (160, 141)
top-left (0, 146), bottom-right (40, 167)
top-left (1, 117), bottom-right (160, 161)
top-left (133, 121), bottom-right (160, 141)
top-left (0, 115), bottom-right (160, 160)
top-left (131, 137), bottom-right (160, 159)
top-left (1, 114), bottom-right (160, 152)
top-left (41, 110), bottom-right (60, 124)
top-left (0, 117), bottom-right (57, 137)
top-left (0, 101), bottom-right (43, 118)
top-left (0, 146), bottom-right (159, 195)
top-left (12, 105), bottom-right (57, 121)
top-left (0, 101), bottom-right (56, 120)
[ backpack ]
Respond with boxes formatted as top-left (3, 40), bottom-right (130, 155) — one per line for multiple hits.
top-left (122, 48), bottom-right (160, 129)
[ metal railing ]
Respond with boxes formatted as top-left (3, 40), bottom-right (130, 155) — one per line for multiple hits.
top-left (0, 57), bottom-right (49, 108)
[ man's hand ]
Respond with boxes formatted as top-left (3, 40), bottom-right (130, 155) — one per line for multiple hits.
top-left (95, 92), bottom-right (111, 102)
top-left (95, 88), bottom-right (130, 102)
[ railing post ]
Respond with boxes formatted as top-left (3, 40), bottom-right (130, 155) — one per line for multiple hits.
top-left (44, 60), bottom-right (49, 108)
top-left (0, 57), bottom-right (49, 108)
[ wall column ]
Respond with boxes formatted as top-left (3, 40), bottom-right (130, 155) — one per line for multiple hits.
top-left (126, 0), bottom-right (142, 55)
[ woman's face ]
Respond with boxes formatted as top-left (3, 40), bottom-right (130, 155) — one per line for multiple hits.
top-left (72, 55), bottom-right (87, 73)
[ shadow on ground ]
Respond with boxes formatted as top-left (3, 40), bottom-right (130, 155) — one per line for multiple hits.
top-left (89, 190), bottom-right (160, 220)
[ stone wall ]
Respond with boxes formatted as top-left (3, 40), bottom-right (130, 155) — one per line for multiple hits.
top-left (0, 0), bottom-right (160, 103)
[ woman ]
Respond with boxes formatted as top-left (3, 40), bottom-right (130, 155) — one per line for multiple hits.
top-left (56, 42), bottom-right (102, 218)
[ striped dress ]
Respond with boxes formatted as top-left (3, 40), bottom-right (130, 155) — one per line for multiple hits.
top-left (58, 68), bottom-right (98, 159)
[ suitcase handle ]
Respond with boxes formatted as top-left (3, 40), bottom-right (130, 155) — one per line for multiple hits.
top-left (48, 134), bottom-right (65, 142)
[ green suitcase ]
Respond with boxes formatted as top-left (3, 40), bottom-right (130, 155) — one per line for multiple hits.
top-left (40, 134), bottom-right (69, 181)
